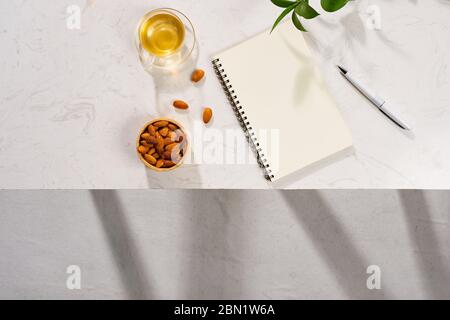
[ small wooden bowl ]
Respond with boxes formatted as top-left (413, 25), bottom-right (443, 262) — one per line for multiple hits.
top-left (136, 118), bottom-right (189, 172)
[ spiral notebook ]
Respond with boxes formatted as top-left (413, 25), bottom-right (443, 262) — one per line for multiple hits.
top-left (212, 22), bottom-right (352, 182)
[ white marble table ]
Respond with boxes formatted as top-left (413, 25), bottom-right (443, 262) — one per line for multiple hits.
top-left (1, 0), bottom-right (450, 189)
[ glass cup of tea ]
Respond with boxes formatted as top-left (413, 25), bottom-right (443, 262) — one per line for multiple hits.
top-left (135, 8), bottom-right (197, 73)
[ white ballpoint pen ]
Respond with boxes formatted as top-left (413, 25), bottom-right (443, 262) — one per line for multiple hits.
top-left (338, 65), bottom-right (411, 130)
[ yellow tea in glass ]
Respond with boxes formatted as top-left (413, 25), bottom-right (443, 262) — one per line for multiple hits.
top-left (139, 12), bottom-right (185, 57)
top-left (136, 8), bottom-right (197, 71)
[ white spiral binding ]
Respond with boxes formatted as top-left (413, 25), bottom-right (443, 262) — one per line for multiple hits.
top-left (212, 58), bottom-right (274, 181)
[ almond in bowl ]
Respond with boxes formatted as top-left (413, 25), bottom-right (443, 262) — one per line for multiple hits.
top-left (136, 118), bottom-right (188, 171)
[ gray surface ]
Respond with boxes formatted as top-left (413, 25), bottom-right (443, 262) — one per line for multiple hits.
top-left (0, 190), bottom-right (449, 299)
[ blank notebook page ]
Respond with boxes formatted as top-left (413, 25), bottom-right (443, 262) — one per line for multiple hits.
top-left (213, 22), bottom-right (352, 181)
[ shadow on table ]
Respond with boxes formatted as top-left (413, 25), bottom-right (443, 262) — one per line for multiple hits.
top-left (150, 39), bottom-right (200, 119)
top-left (182, 190), bottom-right (247, 299)
top-left (90, 190), bottom-right (154, 299)
top-left (142, 36), bottom-right (203, 188)
top-left (398, 190), bottom-right (450, 299)
top-left (271, 147), bottom-right (354, 189)
top-left (144, 163), bottom-right (202, 188)
top-left (281, 190), bottom-right (391, 299)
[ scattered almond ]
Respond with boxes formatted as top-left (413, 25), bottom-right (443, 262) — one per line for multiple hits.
top-left (203, 107), bottom-right (213, 124)
top-left (173, 100), bottom-right (189, 110)
top-left (191, 69), bottom-right (205, 83)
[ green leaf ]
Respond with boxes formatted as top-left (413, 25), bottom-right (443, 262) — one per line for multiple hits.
top-left (292, 11), bottom-right (307, 32)
top-left (270, 3), bottom-right (298, 33)
top-left (271, 0), bottom-right (297, 8)
top-left (295, 2), bottom-right (320, 19)
top-left (321, 0), bottom-right (349, 12)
